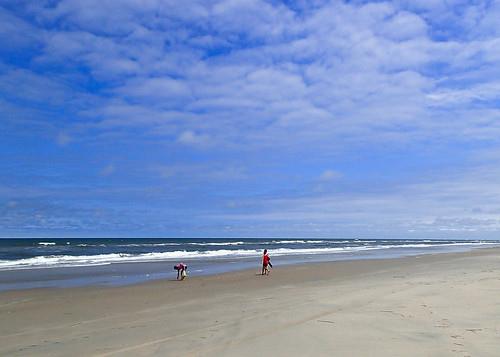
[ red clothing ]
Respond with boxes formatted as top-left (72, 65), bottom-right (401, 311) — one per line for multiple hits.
top-left (263, 254), bottom-right (270, 266)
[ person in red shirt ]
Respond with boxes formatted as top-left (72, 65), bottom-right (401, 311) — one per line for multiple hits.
top-left (261, 249), bottom-right (272, 275)
top-left (174, 262), bottom-right (187, 280)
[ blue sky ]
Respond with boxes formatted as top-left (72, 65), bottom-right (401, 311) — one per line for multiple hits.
top-left (1, 0), bottom-right (500, 238)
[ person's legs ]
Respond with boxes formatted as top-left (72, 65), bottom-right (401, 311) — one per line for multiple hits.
top-left (263, 264), bottom-right (269, 275)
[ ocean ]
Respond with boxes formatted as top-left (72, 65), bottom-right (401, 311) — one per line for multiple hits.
top-left (0, 238), bottom-right (498, 291)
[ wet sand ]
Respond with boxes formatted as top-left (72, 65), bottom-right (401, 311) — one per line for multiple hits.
top-left (1, 248), bottom-right (499, 356)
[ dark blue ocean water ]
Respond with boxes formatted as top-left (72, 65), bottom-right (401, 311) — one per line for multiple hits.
top-left (0, 238), bottom-right (498, 291)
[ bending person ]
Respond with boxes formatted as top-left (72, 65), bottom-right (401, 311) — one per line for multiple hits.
top-left (174, 262), bottom-right (188, 280)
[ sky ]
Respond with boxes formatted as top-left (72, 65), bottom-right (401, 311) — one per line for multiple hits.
top-left (1, 0), bottom-right (500, 239)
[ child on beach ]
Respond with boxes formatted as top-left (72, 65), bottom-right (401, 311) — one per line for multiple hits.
top-left (174, 263), bottom-right (188, 280)
top-left (262, 249), bottom-right (272, 275)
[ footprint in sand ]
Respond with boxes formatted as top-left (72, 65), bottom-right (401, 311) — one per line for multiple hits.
top-left (465, 328), bottom-right (482, 333)
top-left (435, 319), bottom-right (450, 328)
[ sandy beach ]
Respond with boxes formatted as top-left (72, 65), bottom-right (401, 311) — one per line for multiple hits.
top-left (1, 248), bottom-right (499, 356)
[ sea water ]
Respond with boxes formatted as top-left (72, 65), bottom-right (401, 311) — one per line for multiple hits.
top-left (0, 238), bottom-right (498, 291)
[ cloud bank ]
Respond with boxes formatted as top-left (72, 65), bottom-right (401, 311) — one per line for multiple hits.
top-left (1, 0), bottom-right (500, 238)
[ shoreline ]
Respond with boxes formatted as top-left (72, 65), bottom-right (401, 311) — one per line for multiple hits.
top-left (1, 243), bottom-right (497, 292)
top-left (1, 245), bottom-right (497, 293)
top-left (1, 247), bottom-right (499, 356)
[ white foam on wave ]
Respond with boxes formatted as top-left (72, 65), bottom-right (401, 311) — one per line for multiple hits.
top-left (1, 241), bottom-right (496, 270)
top-left (0, 250), bottom-right (255, 270)
top-left (0, 247), bottom-right (354, 270)
top-left (188, 242), bottom-right (246, 246)
top-left (379, 242), bottom-right (498, 249)
top-left (270, 240), bottom-right (327, 244)
top-left (0, 247), bottom-right (350, 270)
top-left (76, 244), bottom-right (107, 247)
top-left (116, 242), bottom-right (245, 247)
top-left (118, 243), bottom-right (181, 247)
top-left (38, 242), bottom-right (56, 246)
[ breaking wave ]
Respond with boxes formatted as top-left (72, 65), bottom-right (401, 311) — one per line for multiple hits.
top-left (0, 241), bottom-right (496, 270)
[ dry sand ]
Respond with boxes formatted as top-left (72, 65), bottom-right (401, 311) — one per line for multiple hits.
top-left (1, 248), bottom-right (499, 356)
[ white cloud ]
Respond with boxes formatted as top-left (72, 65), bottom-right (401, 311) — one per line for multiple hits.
top-left (100, 164), bottom-right (115, 176)
top-left (377, 11), bottom-right (428, 41)
top-left (208, 161), bottom-right (500, 237)
top-left (56, 132), bottom-right (72, 146)
top-left (153, 163), bottom-right (247, 181)
top-left (116, 77), bottom-right (193, 103)
top-left (0, 7), bottom-right (41, 50)
top-left (177, 130), bottom-right (211, 147)
top-left (4, 0), bottom-right (497, 150)
top-left (2, 1), bottom-right (500, 236)
top-left (319, 170), bottom-right (342, 181)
